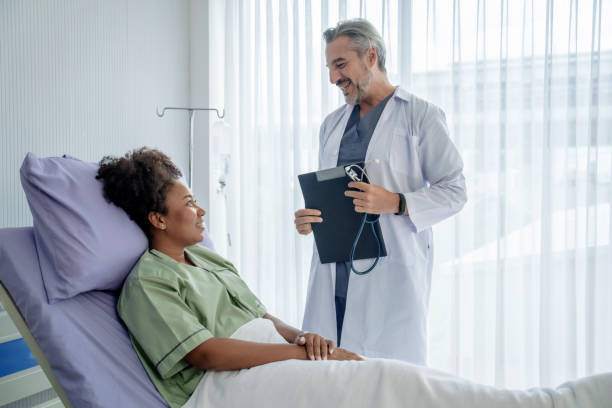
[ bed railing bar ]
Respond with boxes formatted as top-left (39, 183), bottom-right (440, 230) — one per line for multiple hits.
top-left (0, 282), bottom-right (72, 408)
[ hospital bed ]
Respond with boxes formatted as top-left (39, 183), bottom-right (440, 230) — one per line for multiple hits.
top-left (0, 153), bottom-right (192, 406)
top-left (0, 226), bottom-right (170, 407)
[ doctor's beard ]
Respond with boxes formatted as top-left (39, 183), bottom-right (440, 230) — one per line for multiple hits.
top-left (344, 66), bottom-right (373, 105)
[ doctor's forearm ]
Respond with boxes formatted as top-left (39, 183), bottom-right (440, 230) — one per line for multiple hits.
top-left (402, 180), bottom-right (467, 230)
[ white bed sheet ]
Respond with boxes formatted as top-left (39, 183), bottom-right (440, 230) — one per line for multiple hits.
top-left (183, 319), bottom-right (611, 408)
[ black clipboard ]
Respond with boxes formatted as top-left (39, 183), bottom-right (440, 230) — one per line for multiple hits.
top-left (298, 163), bottom-right (387, 264)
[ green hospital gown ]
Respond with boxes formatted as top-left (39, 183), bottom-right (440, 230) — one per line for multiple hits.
top-left (118, 245), bottom-right (267, 408)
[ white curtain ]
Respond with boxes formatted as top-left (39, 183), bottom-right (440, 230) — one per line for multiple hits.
top-left (208, 0), bottom-right (612, 388)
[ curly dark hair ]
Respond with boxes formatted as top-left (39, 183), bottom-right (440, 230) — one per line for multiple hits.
top-left (96, 147), bottom-right (182, 239)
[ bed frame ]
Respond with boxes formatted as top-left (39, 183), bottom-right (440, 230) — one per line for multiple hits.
top-left (0, 281), bottom-right (72, 408)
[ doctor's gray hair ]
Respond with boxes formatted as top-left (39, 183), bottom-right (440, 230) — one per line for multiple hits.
top-left (323, 18), bottom-right (387, 73)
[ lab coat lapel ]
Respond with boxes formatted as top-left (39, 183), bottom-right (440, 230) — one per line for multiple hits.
top-left (321, 105), bottom-right (352, 169)
top-left (365, 88), bottom-right (401, 164)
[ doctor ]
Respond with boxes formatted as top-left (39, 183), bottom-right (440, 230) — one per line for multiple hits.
top-left (294, 19), bottom-right (467, 364)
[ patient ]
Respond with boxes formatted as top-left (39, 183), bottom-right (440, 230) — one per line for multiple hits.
top-left (96, 147), bottom-right (361, 408)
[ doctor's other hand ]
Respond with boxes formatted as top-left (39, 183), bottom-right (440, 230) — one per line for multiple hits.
top-left (345, 182), bottom-right (400, 215)
top-left (327, 347), bottom-right (363, 362)
top-left (294, 208), bottom-right (323, 235)
top-left (295, 332), bottom-right (334, 360)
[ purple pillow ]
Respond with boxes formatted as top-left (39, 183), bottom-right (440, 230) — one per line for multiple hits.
top-left (20, 153), bottom-right (148, 303)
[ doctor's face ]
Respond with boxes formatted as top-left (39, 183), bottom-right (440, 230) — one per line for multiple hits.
top-left (325, 35), bottom-right (373, 105)
top-left (158, 181), bottom-right (206, 247)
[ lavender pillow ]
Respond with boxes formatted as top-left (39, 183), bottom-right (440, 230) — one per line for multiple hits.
top-left (20, 153), bottom-right (149, 303)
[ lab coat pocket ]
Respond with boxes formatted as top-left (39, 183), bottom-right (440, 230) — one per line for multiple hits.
top-left (389, 131), bottom-right (422, 187)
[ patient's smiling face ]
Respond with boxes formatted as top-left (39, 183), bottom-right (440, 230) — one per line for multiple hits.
top-left (156, 181), bottom-right (206, 248)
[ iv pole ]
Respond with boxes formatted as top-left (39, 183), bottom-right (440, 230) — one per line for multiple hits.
top-left (156, 106), bottom-right (225, 188)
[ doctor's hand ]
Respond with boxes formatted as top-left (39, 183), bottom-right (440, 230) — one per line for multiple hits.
top-left (345, 182), bottom-right (400, 215)
top-left (294, 208), bottom-right (323, 235)
top-left (295, 332), bottom-right (335, 360)
top-left (327, 347), bottom-right (363, 361)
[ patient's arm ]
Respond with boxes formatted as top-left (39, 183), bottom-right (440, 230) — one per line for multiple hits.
top-left (263, 313), bottom-right (336, 361)
top-left (185, 338), bottom-right (309, 371)
top-left (185, 338), bottom-right (362, 371)
top-left (262, 313), bottom-right (302, 343)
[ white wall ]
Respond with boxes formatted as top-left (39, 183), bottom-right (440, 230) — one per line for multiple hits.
top-left (0, 0), bottom-right (192, 228)
top-left (0, 1), bottom-right (198, 406)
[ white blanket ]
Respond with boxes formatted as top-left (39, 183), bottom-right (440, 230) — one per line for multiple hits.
top-left (182, 319), bottom-right (611, 408)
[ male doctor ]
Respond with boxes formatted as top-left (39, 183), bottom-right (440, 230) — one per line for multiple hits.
top-left (294, 19), bottom-right (467, 364)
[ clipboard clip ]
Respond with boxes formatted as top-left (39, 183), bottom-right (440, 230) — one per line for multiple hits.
top-left (344, 159), bottom-right (380, 183)
top-left (345, 167), bottom-right (361, 182)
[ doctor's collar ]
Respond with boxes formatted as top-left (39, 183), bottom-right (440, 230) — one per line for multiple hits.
top-left (391, 86), bottom-right (410, 102)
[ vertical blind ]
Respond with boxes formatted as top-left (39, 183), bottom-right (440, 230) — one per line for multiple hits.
top-left (208, 0), bottom-right (611, 388)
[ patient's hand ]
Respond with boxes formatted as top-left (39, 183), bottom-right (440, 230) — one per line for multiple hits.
top-left (327, 347), bottom-right (363, 361)
top-left (295, 332), bottom-right (335, 360)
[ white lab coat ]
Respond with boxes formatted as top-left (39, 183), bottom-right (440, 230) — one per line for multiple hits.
top-left (302, 87), bottom-right (467, 363)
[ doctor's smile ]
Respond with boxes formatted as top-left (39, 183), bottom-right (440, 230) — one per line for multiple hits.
top-left (336, 78), bottom-right (352, 94)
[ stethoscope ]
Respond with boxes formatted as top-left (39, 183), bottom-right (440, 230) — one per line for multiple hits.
top-left (344, 163), bottom-right (381, 275)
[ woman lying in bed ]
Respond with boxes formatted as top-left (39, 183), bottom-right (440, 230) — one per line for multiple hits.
top-left (98, 148), bottom-right (611, 408)
top-left (96, 148), bottom-right (361, 407)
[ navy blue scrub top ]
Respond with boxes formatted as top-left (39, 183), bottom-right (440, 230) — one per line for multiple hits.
top-left (334, 91), bottom-right (393, 345)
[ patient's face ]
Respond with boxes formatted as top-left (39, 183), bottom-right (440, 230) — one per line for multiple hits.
top-left (162, 181), bottom-right (206, 247)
